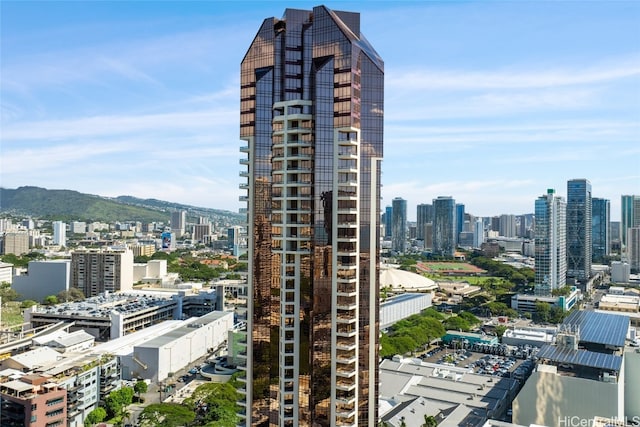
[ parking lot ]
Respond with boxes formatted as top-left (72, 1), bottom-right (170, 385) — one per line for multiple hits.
top-left (419, 344), bottom-right (537, 382)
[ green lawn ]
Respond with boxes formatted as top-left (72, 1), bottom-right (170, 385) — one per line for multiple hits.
top-left (1, 302), bottom-right (24, 329)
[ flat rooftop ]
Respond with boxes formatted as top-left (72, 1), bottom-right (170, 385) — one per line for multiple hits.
top-left (536, 344), bottom-right (622, 372)
top-left (137, 311), bottom-right (233, 350)
top-left (31, 292), bottom-right (176, 319)
top-left (562, 310), bottom-right (629, 348)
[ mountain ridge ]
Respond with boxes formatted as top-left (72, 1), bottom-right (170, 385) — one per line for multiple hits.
top-left (0, 186), bottom-right (243, 224)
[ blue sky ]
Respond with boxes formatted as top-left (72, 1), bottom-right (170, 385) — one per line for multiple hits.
top-left (1, 1), bottom-right (639, 221)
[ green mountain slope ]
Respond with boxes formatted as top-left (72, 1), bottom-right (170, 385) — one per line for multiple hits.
top-left (0, 187), bottom-right (170, 223)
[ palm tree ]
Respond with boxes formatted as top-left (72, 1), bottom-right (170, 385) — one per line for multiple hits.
top-left (423, 415), bottom-right (438, 427)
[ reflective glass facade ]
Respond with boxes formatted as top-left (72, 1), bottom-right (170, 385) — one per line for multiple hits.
top-left (566, 179), bottom-right (592, 283)
top-left (239, 6), bottom-right (383, 427)
top-left (416, 204), bottom-right (433, 241)
top-left (534, 189), bottom-right (566, 295)
top-left (621, 195), bottom-right (640, 249)
top-left (433, 196), bottom-right (456, 257)
top-left (391, 198), bottom-right (406, 253)
top-left (592, 198), bottom-right (610, 264)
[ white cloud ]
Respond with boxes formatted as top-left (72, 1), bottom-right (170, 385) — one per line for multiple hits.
top-left (2, 108), bottom-right (235, 141)
top-left (386, 57), bottom-right (640, 91)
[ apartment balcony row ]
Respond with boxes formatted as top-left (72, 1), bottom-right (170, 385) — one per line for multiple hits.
top-left (335, 378), bottom-right (357, 391)
top-left (336, 366), bottom-right (357, 379)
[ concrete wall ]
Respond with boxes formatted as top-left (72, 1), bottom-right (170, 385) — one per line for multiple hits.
top-left (513, 367), bottom-right (624, 426)
top-left (625, 350), bottom-right (640, 420)
top-left (12, 260), bottom-right (70, 302)
top-left (380, 293), bottom-right (432, 329)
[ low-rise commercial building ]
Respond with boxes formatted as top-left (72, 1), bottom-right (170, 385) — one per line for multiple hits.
top-left (511, 287), bottom-right (580, 312)
top-left (380, 356), bottom-right (518, 426)
top-left (380, 293), bottom-right (432, 330)
top-left (131, 310), bottom-right (234, 382)
top-left (501, 327), bottom-right (556, 348)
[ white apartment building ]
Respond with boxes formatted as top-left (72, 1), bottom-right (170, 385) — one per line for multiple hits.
top-left (53, 220), bottom-right (67, 247)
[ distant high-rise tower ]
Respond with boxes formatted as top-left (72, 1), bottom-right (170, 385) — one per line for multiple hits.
top-left (433, 196), bottom-right (456, 257)
top-left (499, 214), bottom-right (517, 238)
top-left (566, 179), bottom-right (592, 285)
top-left (71, 248), bottom-right (133, 297)
top-left (239, 6), bottom-right (383, 426)
top-left (621, 195), bottom-right (640, 250)
top-left (534, 189), bottom-right (566, 295)
top-left (592, 198), bottom-right (610, 264)
top-left (416, 204), bottom-right (433, 241)
top-left (455, 203), bottom-right (465, 244)
top-left (392, 198), bottom-right (407, 253)
top-left (384, 206), bottom-right (393, 238)
top-left (171, 210), bottom-right (186, 237)
top-left (474, 219), bottom-right (485, 249)
top-left (628, 227), bottom-right (640, 272)
top-left (52, 221), bottom-right (66, 247)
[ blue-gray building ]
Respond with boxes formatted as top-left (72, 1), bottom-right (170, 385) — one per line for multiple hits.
top-left (416, 204), bottom-right (433, 241)
top-left (433, 196), bottom-right (456, 257)
top-left (592, 197), bottom-right (610, 264)
top-left (384, 205), bottom-right (393, 238)
top-left (456, 203), bottom-right (465, 244)
top-left (567, 179), bottom-right (592, 285)
top-left (392, 198), bottom-right (407, 253)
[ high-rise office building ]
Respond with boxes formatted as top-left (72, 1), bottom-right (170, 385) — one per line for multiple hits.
top-left (70, 248), bottom-right (134, 297)
top-left (383, 206), bottom-right (392, 239)
top-left (383, 206), bottom-right (392, 238)
top-left (474, 219), bottom-right (485, 249)
top-left (193, 224), bottom-right (211, 243)
top-left (534, 189), bottom-right (566, 295)
top-left (566, 179), bottom-right (592, 284)
top-left (239, 6), bottom-right (383, 426)
top-left (227, 226), bottom-right (242, 250)
top-left (416, 204), bottom-right (433, 241)
top-left (621, 195), bottom-right (640, 249)
top-left (455, 203), bottom-right (465, 244)
top-left (391, 197), bottom-right (407, 253)
top-left (52, 220), bottom-right (66, 247)
top-left (433, 196), bottom-right (456, 257)
top-left (171, 210), bottom-right (186, 237)
top-left (592, 197), bottom-right (610, 264)
top-left (628, 227), bottom-right (640, 272)
top-left (499, 214), bottom-right (517, 238)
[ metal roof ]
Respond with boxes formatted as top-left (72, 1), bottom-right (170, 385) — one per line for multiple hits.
top-left (563, 310), bottom-right (629, 347)
top-left (536, 344), bottom-right (622, 371)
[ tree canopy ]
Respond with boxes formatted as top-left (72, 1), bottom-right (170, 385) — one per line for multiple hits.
top-left (138, 403), bottom-right (196, 427)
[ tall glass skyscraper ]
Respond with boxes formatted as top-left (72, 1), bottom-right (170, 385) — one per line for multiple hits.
top-left (391, 197), bottom-right (407, 253)
top-left (239, 6), bottom-right (383, 426)
top-left (534, 189), bottom-right (566, 296)
top-left (433, 196), bottom-right (456, 257)
top-left (455, 203), bottom-right (465, 244)
top-left (592, 197), bottom-right (610, 264)
top-left (416, 204), bottom-right (433, 241)
top-left (384, 206), bottom-right (393, 238)
top-left (621, 195), bottom-right (640, 249)
top-left (566, 179), bottom-right (592, 285)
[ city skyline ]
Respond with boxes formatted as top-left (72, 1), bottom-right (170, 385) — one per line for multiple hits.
top-left (2, 1), bottom-right (639, 220)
